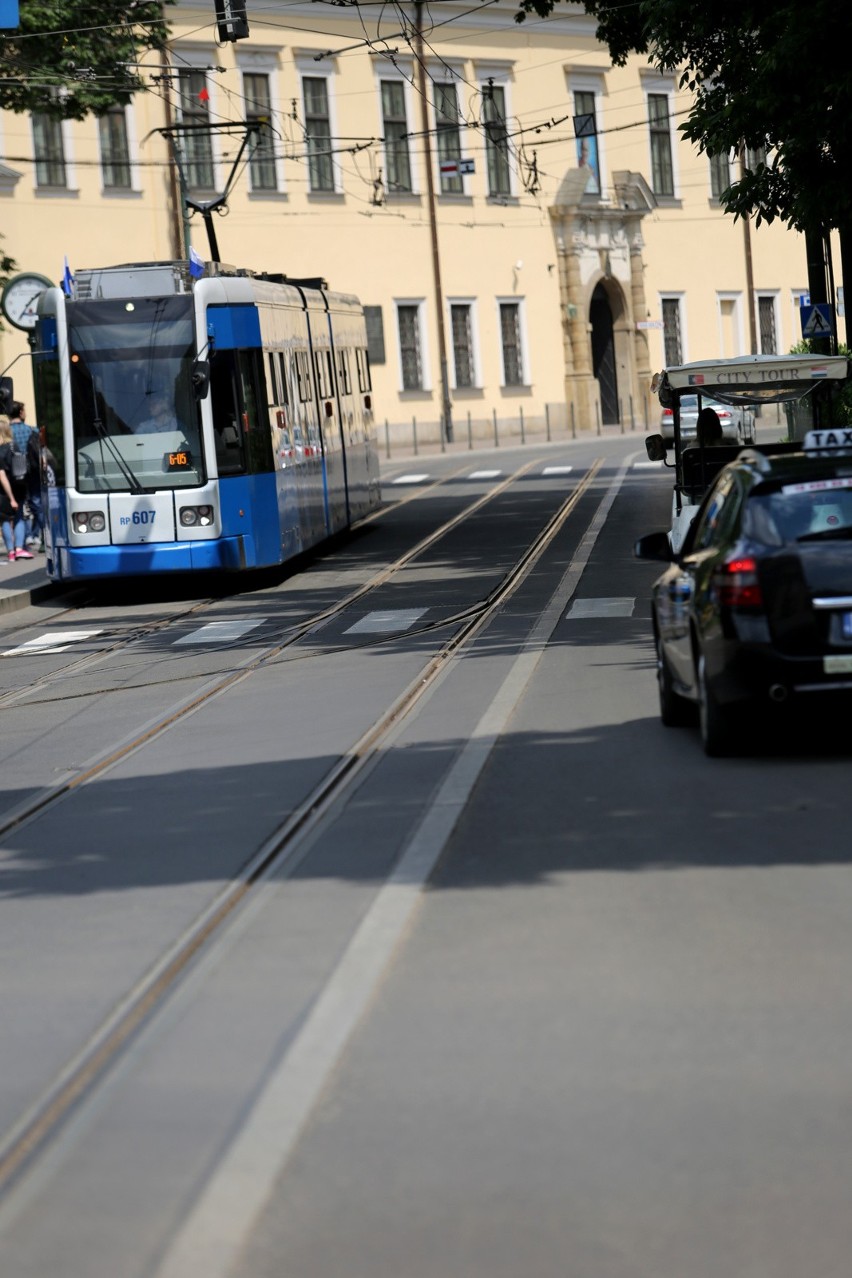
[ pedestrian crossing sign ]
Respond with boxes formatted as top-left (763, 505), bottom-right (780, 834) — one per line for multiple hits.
top-left (801, 302), bottom-right (834, 339)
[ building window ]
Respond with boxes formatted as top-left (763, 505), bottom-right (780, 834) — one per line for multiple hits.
top-left (380, 80), bottom-right (412, 194)
top-left (32, 113), bottom-right (67, 187)
top-left (661, 297), bottom-right (683, 366)
top-left (483, 82), bottom-right (511, 196)
top-left (758, 296), bottom-right (777, 354)
top-left (435, 81), bottom-right (462, 194)
top-left (573, 90), bottom-right (600, 195)
top-left (450, 304), bottom-right (475, 388)
top-left (397, 304), bottom-right (423, 390)
top-left (744, 144), bottom-right (767, 172)
top-left (709, 151), bottom-right (730, 200)
top-left (648, 93), bottom-right (674, 197)
top-left (244, 72), bottom-right (277, 191)
top-left (98, 105), bottom-right (132, 189)
top-left (177, 69), bottom-right (215, 190)
top-left (303, 76), bottom-right (334, 192)
top-left (499, 302), bottom-right (524, 386)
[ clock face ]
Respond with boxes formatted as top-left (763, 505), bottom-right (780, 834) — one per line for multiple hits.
top-left (1, 273), bottom-right (53, 331)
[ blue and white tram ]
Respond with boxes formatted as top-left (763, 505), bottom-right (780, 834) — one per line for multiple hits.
top-left (31, 260), bottom-right (381, 580)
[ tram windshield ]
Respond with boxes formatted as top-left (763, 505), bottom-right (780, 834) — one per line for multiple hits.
top-left (67, 296), bottom-right (205, 492)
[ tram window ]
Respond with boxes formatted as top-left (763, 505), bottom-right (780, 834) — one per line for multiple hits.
top-left (276, 351), bottom-right (289, 405)
top-left (210, 352), bottom-right (246, 476)
top-left (238, 349), bottom-right (275, 473)
top-left (295, 350), bottom-right (312, 402)
top-left (325, 350), bottom-right (334, 397)
top-left (337, 348), bottom-right (352, 396)
top-left (355, 348), bottom-right (372, 393)
top-left (33, 355), bottom-right (66, 486)
top-left (267, 352), bottom-right (280, 406)
top-left (314, 350), bottom-right (328, 399)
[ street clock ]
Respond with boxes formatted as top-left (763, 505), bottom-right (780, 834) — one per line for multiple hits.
top-left (1, 272), bottom-right (53, 331)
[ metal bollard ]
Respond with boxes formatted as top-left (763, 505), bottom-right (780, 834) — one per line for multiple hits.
top-left (595, 401), bottom-right (601, 436)
top-left (545, 402), bottom-right (551, 442)
top-left (620, 399), bottom-right (625, 434)
top-left (520, 405), bottom-right (525, 445)
top-left (629, 395), bottom-right (635, 431)
top-left (413, 415), bottom-right (418, 456)
top-left (643, 396), bottom-right (649, 433)
top-left (467, 410), bottom-right (472, 450)
top-left (570, 401), bottom-right (576, 439)
top-left (440, 417), bottom-right (446, 453)
top-left (493, 407), bottom-right (499, 447)
top-left (385, 418), bottom-right (391, 459)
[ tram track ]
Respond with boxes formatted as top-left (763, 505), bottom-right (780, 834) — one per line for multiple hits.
top-left (0, 459), bottom-right (492, 709)
top-left (0, 457), bottom-right (604, 1199)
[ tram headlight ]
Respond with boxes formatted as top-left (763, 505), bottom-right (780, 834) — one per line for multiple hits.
top-left (179, 504), bottom-right (214, 528)
top-left (73, 511), bottom-right (106, 534)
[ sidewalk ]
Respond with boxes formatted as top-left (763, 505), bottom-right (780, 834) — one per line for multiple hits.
top-left (0, 551), bottom-right (62, 617)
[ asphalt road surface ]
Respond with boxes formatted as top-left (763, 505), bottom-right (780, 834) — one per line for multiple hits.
top-left (0, 433), bottom-right (850, 1278)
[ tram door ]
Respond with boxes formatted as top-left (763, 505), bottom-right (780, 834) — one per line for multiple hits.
top-left (590, 283), bottom-right (619, 426)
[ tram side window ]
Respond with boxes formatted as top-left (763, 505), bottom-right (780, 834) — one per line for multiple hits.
top-left (337, 348), bottom-right (352, 396)
top-left (33, 354), bottom-right (65, 486)
top-left (295, 350), bottom-right (312, 402)
top-left (314, 350), bottom-right (329, 400)
top-left (237, 349), bottom-right (275, 473)
top-left (210, 352), bottom-right (246, 475)
top-left (355, 348), bottom-right (372, 393)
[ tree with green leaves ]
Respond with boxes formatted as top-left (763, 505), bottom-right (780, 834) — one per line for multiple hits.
top-left (0, 1), bottom-right (173, 120)
top-left (516, 0), bottom-right (852, 319)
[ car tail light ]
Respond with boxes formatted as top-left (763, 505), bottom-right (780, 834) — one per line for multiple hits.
top-left (712, 557), bottom-right (763, 609)
top-left (662, 408), bottom-right (673, 418)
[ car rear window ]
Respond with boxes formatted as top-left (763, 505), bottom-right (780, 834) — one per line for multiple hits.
top-left (745, 477), bottom-right (852, 545)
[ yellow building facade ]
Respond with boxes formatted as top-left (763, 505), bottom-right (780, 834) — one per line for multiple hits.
top-left (0, 1), bottom-right (840, 441)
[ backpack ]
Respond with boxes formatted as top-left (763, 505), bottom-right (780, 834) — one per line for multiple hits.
top-left (9, 446), bottom-right (27, 483)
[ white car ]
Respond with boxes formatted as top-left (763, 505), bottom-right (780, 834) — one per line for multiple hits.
top-left (660, 394), bottom-right (755, 443)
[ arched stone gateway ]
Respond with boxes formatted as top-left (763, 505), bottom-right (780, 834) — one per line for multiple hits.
top-left (550, 168), bottom-right (656, 431)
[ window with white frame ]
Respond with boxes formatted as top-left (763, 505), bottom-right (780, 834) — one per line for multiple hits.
top-left (757, 295), bottom-right (778, 354)
top-left (32, 112), bottom-right (67, 187)
top-left (647, 92), bottom-right (674, 197)
top-left (177, 68), bottom-right (215, 190)
top-left (709, 150), bottom-right (730, 200)
top-left (243, 72), bottom-right (278, 191)
top-left (98, 104), bottom-right (132, 189)
top-left (718, 294), bottom-right (741, 358)
top-left (573, 89), bottom-right (601, 195)
top-left (498, 300), bottom-right (526, 386)
top-left (380, 79), bottom-right (412, 193)
top-left (483, 81), bottom-right (511, 196)
top-left (661, 297), bottom-right (683, 366)
top-left (449, 302), bottom-right (477, 388)
top-left (397, 303), bottom-right (425, 391)
top-left (435, 81), bottom-right (462, 195)
top-left (303, 75), bottom-right (335, 192)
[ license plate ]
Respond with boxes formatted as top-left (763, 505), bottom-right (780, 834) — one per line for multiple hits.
top-left (842, 611), bottom-right (852, 640)
top-left (824, 655), bottom-right (852, 673)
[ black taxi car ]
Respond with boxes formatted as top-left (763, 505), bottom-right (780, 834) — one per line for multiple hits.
top-left (635, 430), bottom-right (852, 755)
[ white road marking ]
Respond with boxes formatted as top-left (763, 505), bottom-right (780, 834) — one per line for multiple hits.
top-left (174, 619), bottom-right (267, 645)
top-left (633, 460), bottom-right (664, 469)
top-left (469, 469), bottom-right (501, 479)
top-left (3, 630), bottom-right (104, 656)
top-left (542, 465), bottom-right (573, 475)
top-left (567, 597), bottom-right (635, 619)
top-left (392, 473), bottom-right (431, 484)
top-left (344, 609), bottom-right (427, 635)
top-left (150, 455), bottom-right (635, 1278)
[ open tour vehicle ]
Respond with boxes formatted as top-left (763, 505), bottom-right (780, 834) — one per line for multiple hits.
top-left (644, 353), bottom-right (851, 551)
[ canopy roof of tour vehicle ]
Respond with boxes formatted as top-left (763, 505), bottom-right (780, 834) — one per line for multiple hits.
top-left (654, 354), bottom-right (851, 408)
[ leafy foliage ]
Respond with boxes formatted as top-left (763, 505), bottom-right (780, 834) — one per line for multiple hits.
top-left (0, 1), bottom-right (173, 120)
top-left (0, 237), bottom-right (18, 334)
top-left (515, 0), bottom-right (852, 239)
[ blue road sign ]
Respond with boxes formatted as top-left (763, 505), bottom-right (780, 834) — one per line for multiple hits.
top-left (800, 302), bottom-right (834, 339)
top-left (0, 1), bottom-right (19, 28)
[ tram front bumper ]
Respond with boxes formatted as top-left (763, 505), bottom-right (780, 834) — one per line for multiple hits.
top-left (50, 535), bottom-right (251, 579)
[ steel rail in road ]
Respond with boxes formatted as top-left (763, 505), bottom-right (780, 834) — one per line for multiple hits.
top-left (0, 458), bottom-right (603, 1200)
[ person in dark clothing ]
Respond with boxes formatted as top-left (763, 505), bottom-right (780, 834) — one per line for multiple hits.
top-left (0, 415), bottom-right (31, 561)
top-left (8, 401), bottom-right (43, 550)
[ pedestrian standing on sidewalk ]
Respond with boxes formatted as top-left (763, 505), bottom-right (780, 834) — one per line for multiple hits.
top-left (0, 416), bottom-right (32, 562)
top-left (9, 401), bottom-right (43, 550)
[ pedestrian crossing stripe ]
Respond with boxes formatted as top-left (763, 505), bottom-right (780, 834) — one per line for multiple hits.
top-left (633, 460), bottom-right (663, 469)
top-left (469, 470), bottom-right (501, 479)
top-left (3, 629), bottom-right (104, 656)
top-left (566, 597), bottom-right (635, 619)
top-left (392, 474), bottom-right (431, 484)
top-left (542, 466), bottom-right (573, 475)
top-left (174, 619), bottom-right (267, 645)
top-left (345, 609), bottom-right (427, 635)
